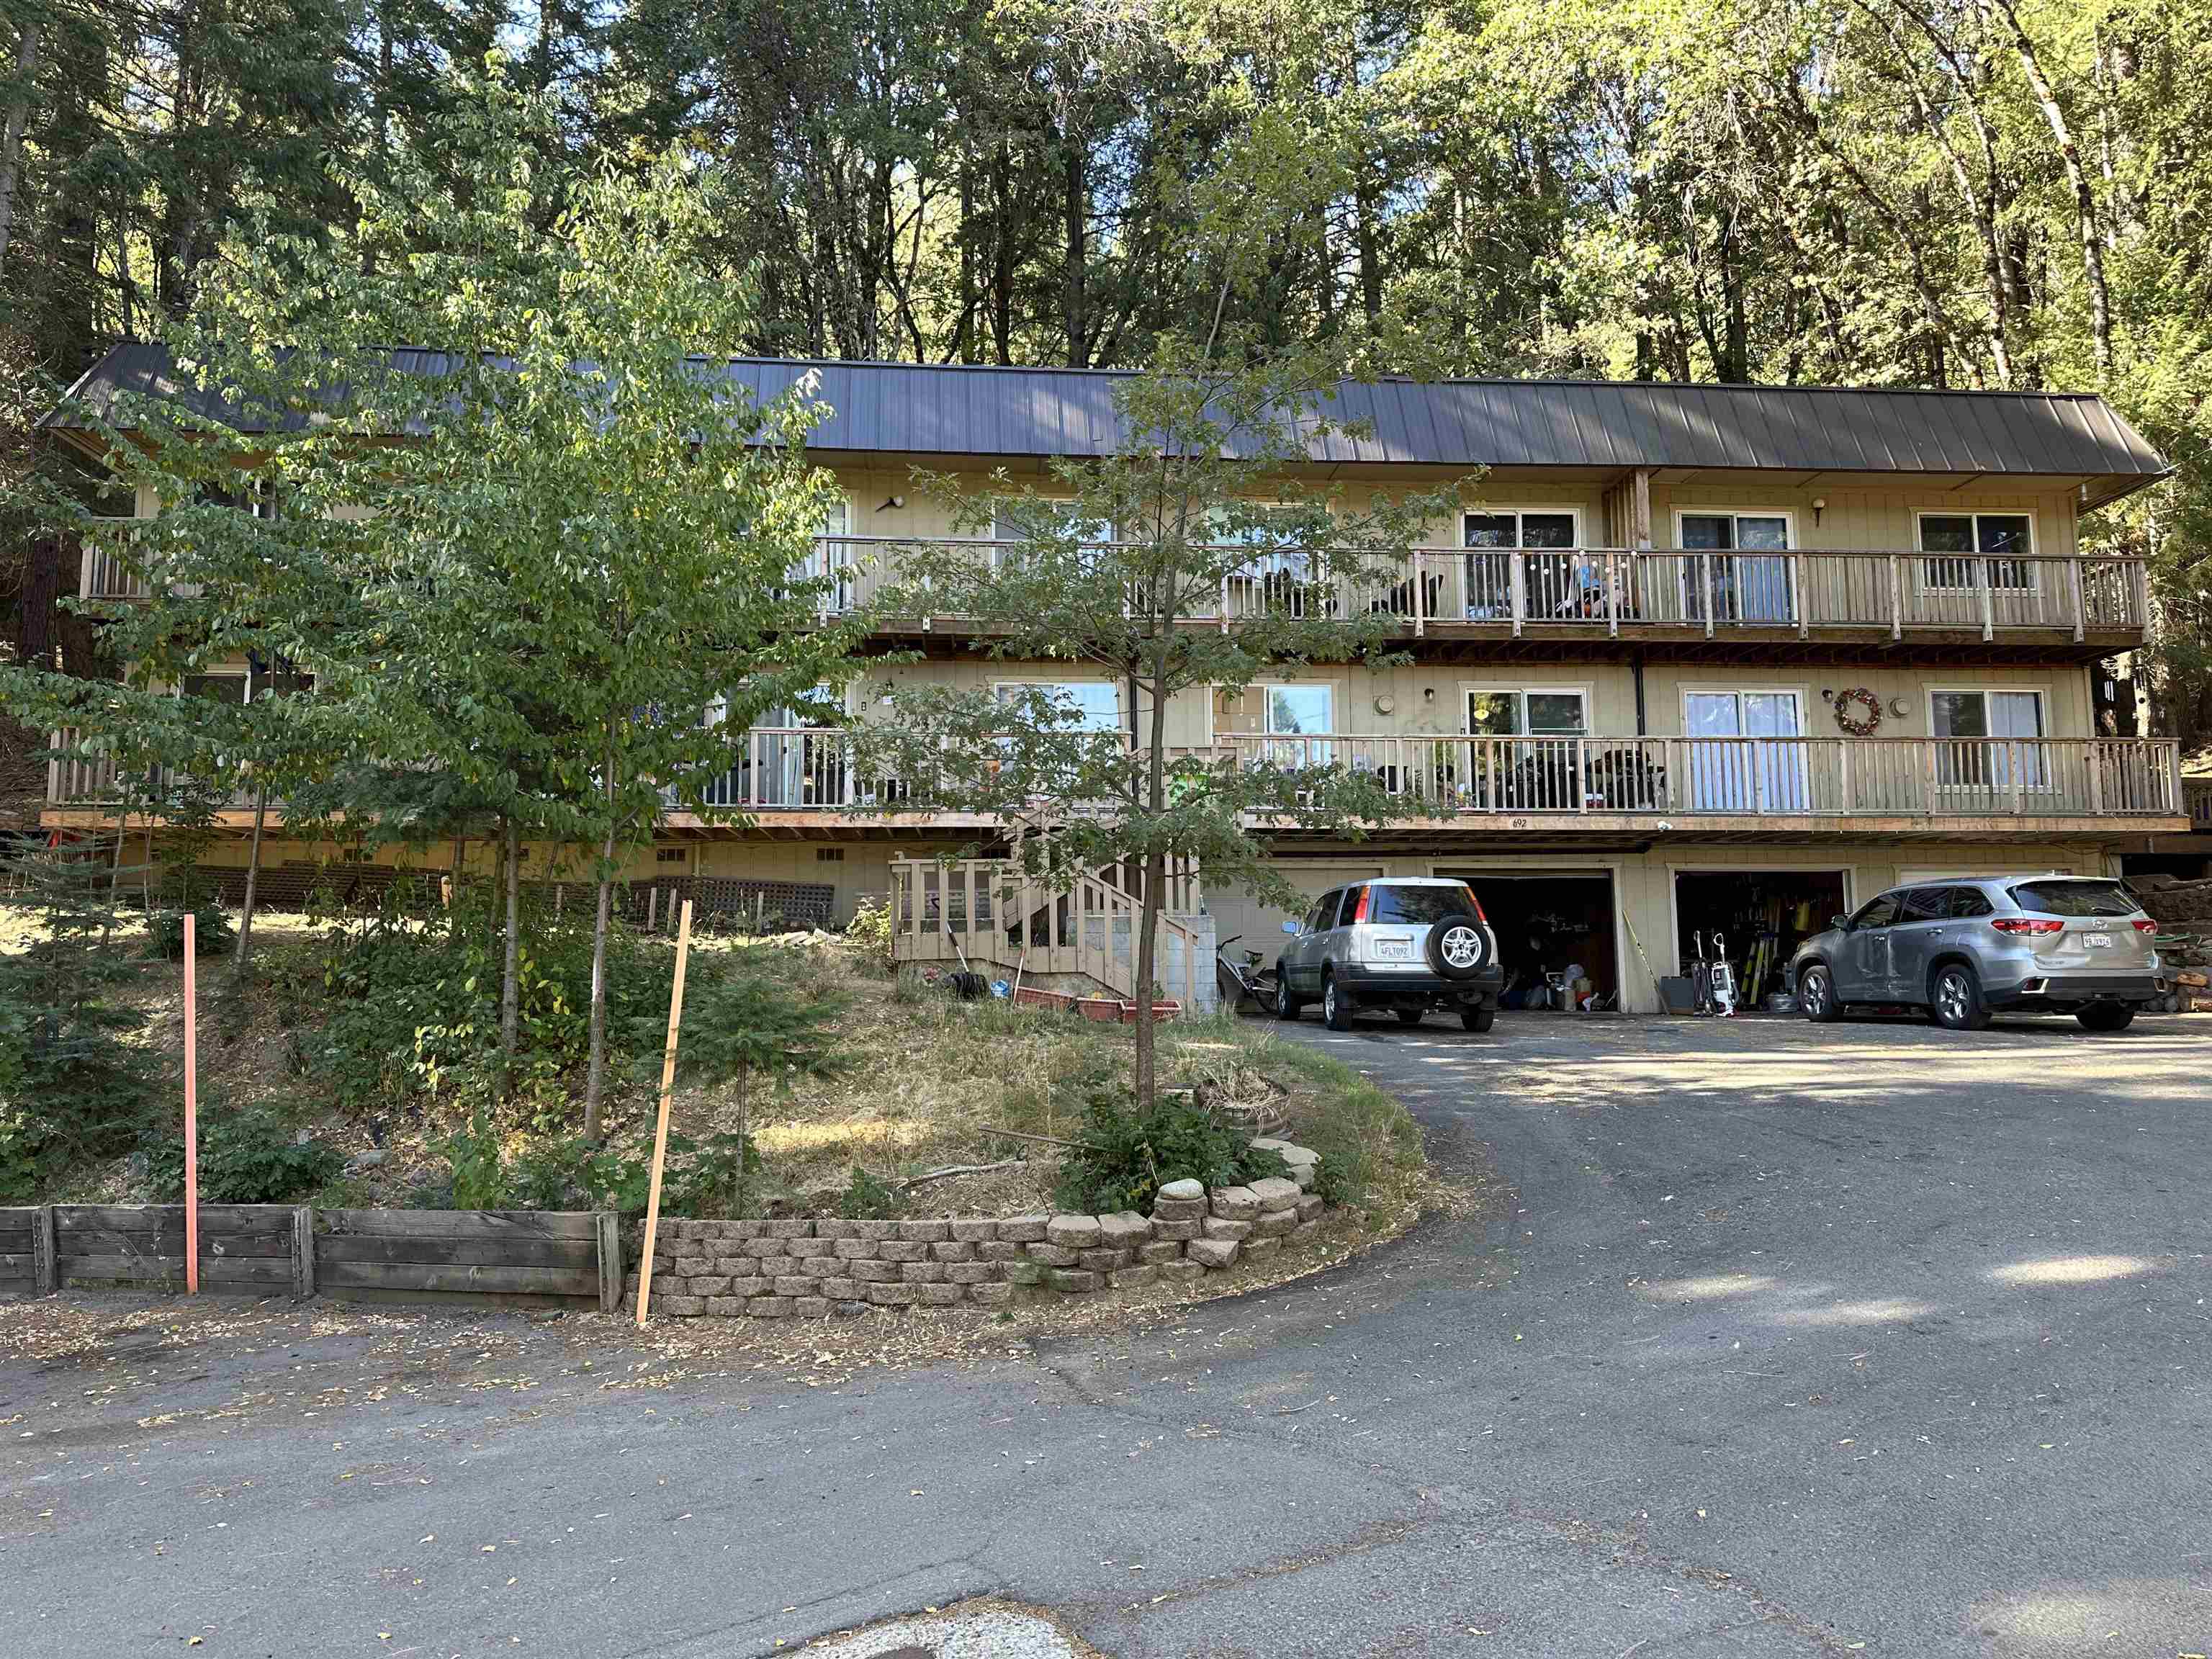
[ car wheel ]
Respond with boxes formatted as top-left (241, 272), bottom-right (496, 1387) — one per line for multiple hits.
top-left (1322, 971), bottom-right (1356, 1030)
top-left (2077, 1002), bottom-right (2135, 1033)
top-left (1930, 963), bottom-right (1990, 1031)
top-left (1799, 965), bottom-right (1841, 1023)
top-left (1460, 1005), bottom-right (1496, 1033)
top-left (1273, 963), bottom-right (1302, 1022)
top-left (1396, 1007), bottom-right (1424, 1027)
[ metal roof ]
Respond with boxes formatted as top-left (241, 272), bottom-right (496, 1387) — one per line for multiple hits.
top-left (52, 341), bottom-right (2172, 505)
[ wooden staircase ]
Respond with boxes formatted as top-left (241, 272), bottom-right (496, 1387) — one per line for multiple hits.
top-left (887, 857), bottom-right (1205, 1005)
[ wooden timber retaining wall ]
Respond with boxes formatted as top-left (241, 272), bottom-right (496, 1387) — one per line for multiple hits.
top-left (0, 1205), bottom-right (621, 1310)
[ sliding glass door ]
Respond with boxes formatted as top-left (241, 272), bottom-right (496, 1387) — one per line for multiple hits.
top-left (1681, 513), bottom-right (1794, 624)
top-left (1685, 691), bottom-right (1807, 811)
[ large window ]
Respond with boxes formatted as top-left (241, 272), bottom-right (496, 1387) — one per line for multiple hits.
top-left (1465, 688), bottom-right (1588, 737)
top-left (993, 503), bottom-right (1115, 572)
top-left (1932, 688), bottom-right (2046, 792)
top-left (1462, 511), bottom-right (1578, 619)
top-left (1263, 683), bottom-right (1334, 734)
top-left (994, 680), bottom-right (1122, 732)
top-left (1919, 513), bottom-right (2033, 592)
top-left (790, 497), bottom-right (855, 607)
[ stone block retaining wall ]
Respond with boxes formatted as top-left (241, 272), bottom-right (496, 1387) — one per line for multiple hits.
top-left (627, 1139), bottom-right (1326, 1319)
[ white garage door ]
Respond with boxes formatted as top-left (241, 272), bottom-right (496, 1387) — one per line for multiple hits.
top-left (1207, 862), bottom-right (1386, 963)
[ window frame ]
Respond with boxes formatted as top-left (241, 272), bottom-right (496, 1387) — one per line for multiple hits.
top-left (1460, 683), bottom-right (1593, 739)
top-left (1671, 508), bottom-right (1798, 625)
top-left (1259, 681), bottom-right (1338, 737)
top-left (1914, 510), bottom-right (2038, 593)
top-left (1925, 684), bottom-right (2053, 796)
top-left (991, 678), bottom-right (1125, 735)
top-left (1461, 507), bottom-right (1583, 551)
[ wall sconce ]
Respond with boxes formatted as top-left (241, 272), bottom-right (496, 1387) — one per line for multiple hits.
top-left (877, 494), bottom-right (905, 512)
top-left (1422, 687), bottom-right (1436, 703)
top-left (1811, 496), bottom-right (1827, 527)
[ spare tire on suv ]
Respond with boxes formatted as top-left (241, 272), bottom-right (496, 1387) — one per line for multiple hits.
top-left (1423, 911), bottom-right (1490, 980)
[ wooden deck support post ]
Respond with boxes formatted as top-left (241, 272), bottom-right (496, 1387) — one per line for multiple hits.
top-left (32, 1205), bottom-right (56, 1295)
top-left (595, 1211), bottom-right (621, 1313)
top-left (291, 1205), bottom-right (316, 1297)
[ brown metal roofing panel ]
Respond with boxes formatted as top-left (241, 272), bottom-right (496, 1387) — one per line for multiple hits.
top-left (1934, 392), bottom-right (2008, 474)
top-left (48, 344), bottom-right (2175, 492)
top-left (1765, 387), bottom-right (1834, 472)
top-left (1987, 394), bottom-right (2070, 475)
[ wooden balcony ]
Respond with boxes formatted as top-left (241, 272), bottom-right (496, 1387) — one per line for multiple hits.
top-left (810, 536), bottom-right (2148, 662)
top-left (79, 524), bottom-right (2149, 662)
top-left (49, 724), bottom-right (2185, 848)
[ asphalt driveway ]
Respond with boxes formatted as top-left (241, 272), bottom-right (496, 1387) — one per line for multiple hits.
top-left (4, 1012), bottom-right (2207, 1657)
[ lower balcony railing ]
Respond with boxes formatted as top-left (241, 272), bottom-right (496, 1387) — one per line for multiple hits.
top-left (48, 726), bottom-right (2185, 825)
top-left (1213, 734), bottom-right (2183, 819)
top-left (2187, 776), bottom-right (2212, 830)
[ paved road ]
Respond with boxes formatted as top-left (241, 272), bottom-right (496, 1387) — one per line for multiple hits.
top-left (5, 1014), bottom-right (2208, 1657)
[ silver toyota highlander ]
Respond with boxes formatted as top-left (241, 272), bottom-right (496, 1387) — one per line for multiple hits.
top-left (1790, 874), bottom-right (2164, 1033)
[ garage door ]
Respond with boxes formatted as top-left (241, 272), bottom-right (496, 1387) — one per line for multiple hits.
top-left (1896, 863), bottom-right (2074, 884)
top-left (1207, 862), bottom-right (1386, 962)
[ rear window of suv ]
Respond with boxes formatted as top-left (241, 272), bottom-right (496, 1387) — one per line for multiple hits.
top-left (1367, 885), bottom-right (1473, 925)
top-left (2007, 879), bottom-right (2139, 918)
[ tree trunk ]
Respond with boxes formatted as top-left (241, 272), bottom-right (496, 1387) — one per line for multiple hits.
top-left (234, 778), bottom-right (268, 978)
top-left (500, 813), bottom-right (521, 1080)
top-left (0, 13), bottom-right (40, 271)
top-left (582, 733), bottom-right (621, 1142)
top-left (1062, 139), bottom-right (1087, 367)
top-left (1132, 619), bottom-right (1174, 1110)
top-left (1988, 0), bottom-right (2113, 376)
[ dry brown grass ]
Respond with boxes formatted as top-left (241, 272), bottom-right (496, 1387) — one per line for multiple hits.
top-left (2, 908), bottom-right (1441, 1238)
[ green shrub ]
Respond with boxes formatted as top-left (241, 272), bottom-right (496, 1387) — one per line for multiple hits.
top-left (1052, 1081), bottom-right (1253, 1214)
top-left (148, 901), bottom-right (235, 961)
top-left (844, 896), bottom-right (894, 974)
top-left (832, 1164), bottom-right (909, 1218)
top-left (440, 1104), bottom-right (509, 1209)
top-left (0, 852), bottom-right (164, 1201)
top-left (142, 1107), bottom-right (345, 1204)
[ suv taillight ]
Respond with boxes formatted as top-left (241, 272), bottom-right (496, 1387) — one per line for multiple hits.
top-left (2133, 918), bottom-right (2158, 935)
top-left (1991, 917), bottom-right (2062, 935)
top-left (1352, 887), bottom-right (1370, 924)
top-left (1461, 883), bottom-right (1487, 924)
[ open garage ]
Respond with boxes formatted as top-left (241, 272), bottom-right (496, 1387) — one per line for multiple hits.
top-left (1671, 868), bottom-right (1849, 1013)
top-left (1443, 870), bottom-right (1619, 1012)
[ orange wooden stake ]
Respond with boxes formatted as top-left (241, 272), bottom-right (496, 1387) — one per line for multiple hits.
top-left (635, 899), bottom-right (694, 1326)
top-left (183, 911), bottom-right (199, 1295)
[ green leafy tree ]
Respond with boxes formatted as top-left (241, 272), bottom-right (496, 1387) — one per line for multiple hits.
top-left (675, 956), bottom-right (851, 1209)
top-left (863, 332), bottom-right (1468, 1107)
top-left (25, 68), bottom-right (866, 1140)
top-left (0, 837), bottom-right (161, 1200)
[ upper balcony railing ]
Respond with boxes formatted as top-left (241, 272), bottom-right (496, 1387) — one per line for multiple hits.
top-left (800, 536), bottom-right (2146, 642)
top-left (81, 524), bottom-right (2149, 643)
top-left (48, 722), bottom-right (2184, 824)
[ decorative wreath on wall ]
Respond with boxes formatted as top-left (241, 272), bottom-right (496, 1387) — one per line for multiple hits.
top-left (1833, 685), bottom-right (1883, 737)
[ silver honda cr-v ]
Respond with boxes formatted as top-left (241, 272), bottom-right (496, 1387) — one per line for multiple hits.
top-left (1790, 875), bottom-right (2164, 1033)
top-left (1274, 877), bottom-right (1505, 1033)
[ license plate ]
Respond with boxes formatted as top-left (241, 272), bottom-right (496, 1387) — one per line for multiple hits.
top-left (2084, 933), bottom-right (2113, 950)
top-left (1374, 938), bottom-right (1412, 960)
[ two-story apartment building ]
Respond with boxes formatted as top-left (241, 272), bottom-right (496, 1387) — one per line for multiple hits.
top-left (42, 349), bottom-right (2187, 1013)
